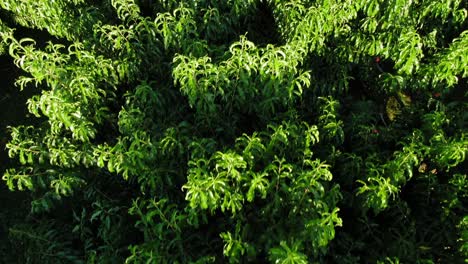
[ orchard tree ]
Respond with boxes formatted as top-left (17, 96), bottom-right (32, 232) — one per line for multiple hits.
top-left (0, 0), bottom-right (467, 263)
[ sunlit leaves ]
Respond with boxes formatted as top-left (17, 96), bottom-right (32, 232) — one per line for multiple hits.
top-left (235, 132), bottom-right (266, 165)
top-left (183, 154), bottom-right (246, 214)
top-left (1, 0), bottom-right (468, 262)
top-left (154, 7), bottom-right (198, 51)
top-left (112, 0), bottom-right (140, 23)
top-left (2, 168), bottom-right (35, 191)
top-left (50, 174), bottom-right (85, 196)
top-left (173, 35), bottom-right (313, 121)
top-left (357, 175), bottom-right (399, 213)
top-left (425, 30), bottom-right (468, 88)
top-left (458, 215), bottom-right (468, 258)
top-left (0, 0), bottom-right (95, 40)
top-left (246, 171), bottom-right (269, 202)
top-left (305, 207), bottom-right (343, 248)
top-left (0, 20), bottom-right (12, 54)
top-left (395, 30), bottom-right (423, 75)
top-left (220, 230), bottom-right (249, 262)
top-left (183, 120), bottom-right (334, 220)
top-left (214, 151), bottom-right (247, 181)
top-left (434, 136), bottom-right (467, 169)
top-left (268, 240), bottom-right (309, 264)
top-left (318, 97), bottom-right (344, 144)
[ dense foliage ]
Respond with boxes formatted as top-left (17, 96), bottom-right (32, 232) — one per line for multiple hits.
top-left (0, 0), bottom-right (467, 263)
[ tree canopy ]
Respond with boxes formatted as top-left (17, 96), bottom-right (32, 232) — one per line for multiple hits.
top-left (0, 0), bottom-right (467, 263)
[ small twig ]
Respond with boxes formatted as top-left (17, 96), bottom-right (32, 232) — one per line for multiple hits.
top-left (379, 112), bottom-right (388, 127)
